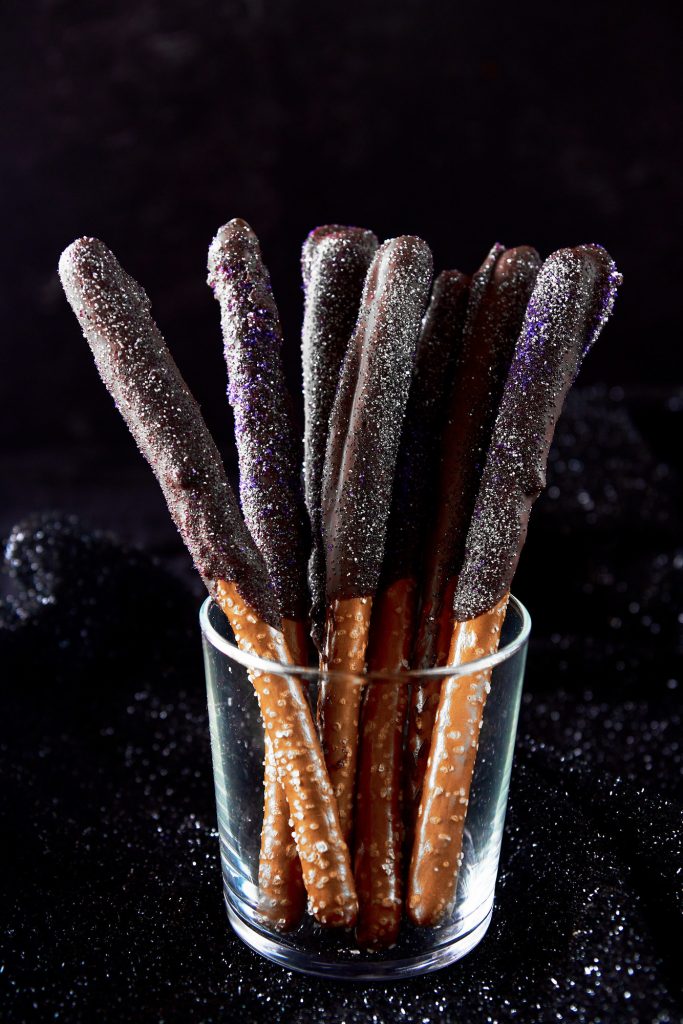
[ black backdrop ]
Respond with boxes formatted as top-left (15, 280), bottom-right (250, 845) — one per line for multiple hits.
top-left (2, 0), bottom-right (682, 463)
top-left (2, 4), bottom-right (683, 1023)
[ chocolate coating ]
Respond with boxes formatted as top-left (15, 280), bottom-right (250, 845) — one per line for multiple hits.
top-left (59, 237), bottom-right (279, 627)
top-left (417, 244), bottom-right (541, 647)
top-left (321, 236), bottom-right (433, 600)
top-left (208, 219), bottom-right (310, 622)
top-left (381, 269), bottom-right (470, 585)
top-left (465, 242), bottom-right (506, 328)
top-left (452, 244), bottom-right (622, 621)
top-left (301, 225), bottom-right (378, 641)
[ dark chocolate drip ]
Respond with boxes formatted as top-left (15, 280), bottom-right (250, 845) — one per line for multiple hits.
top-left (380, 270), bottom-right (470, 586)
top-left (453, 244), bottom-right (622, 621)
top-left (416, 245), bottom-right (541, 664)
top-left (301, 225), bottom-right (378, 643)
top-left (208, 219), bottom-right (310, 622)
top-left (321, 236), bottom-right (433, 602)
top-left (59, 237), bottom-right (280, 627)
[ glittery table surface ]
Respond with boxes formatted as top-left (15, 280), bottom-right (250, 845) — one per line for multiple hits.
top-left (2, 388), bottom-right (682, 1023)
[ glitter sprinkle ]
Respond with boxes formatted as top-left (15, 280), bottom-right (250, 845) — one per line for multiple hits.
top-left (58, 237), bottom-right (279, 627)
top-left (321, 236), bottom-right (434, 601)
top-left (453, 244), bottom-right (622, 621)
top-left (421, 243), bottom-right (542, 628)
top-left (301, 225), bottom-right (378, 643)
top-left (208, 219), bottom-right (310, 622)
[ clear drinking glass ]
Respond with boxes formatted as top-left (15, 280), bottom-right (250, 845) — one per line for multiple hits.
top-left (200, 595), bottom-right (530, 980)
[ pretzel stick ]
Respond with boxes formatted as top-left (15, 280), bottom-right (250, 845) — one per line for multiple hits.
top-left (207, 219), bottom-right (310, 624)
top-left (257, 739), bottom-right (304, 930)
top-left (407, 245), bottom-right (505, 815)
top-left (319, 236), bottom-right (433, 840)
top-left (352, 270), bottom-right (468, 948)
top-left (257, 621), bottom-right (308, 930)
top-left (218, 582), bottom-right (357, 927)
top-left (319, 596), bottom-right (373, 840)
top-left (406, 245), bottom-right (541, 819)
top-left (208, 220), bottom-right (313, 929)
top-left (59, 238), bottom-right (357, 928)
top-left (407, 595), bottom-right (508, 926)
top-left (301, 226), bottom-right (378, 648)
top-left (408, 244), bottom-right (621, 926)
top-left (354, 578), bottom-right (416, 947)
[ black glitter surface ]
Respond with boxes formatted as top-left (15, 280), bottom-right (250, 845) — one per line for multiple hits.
top-left (2, 389), bottom-right (682, 1023)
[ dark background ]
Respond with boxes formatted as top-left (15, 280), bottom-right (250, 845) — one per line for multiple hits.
top-left (2, 1), bottom-right (682, 468)
top-left (2, 3), bottom-right (682, 1023)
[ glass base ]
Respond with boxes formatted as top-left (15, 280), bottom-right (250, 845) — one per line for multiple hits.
top-left (225, 891), bottom-right (494, 980)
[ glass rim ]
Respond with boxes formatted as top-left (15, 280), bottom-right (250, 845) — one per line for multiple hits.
top-left (199, 593), bottom-right (531, 682)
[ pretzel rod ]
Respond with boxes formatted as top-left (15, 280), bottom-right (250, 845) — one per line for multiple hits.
top-left (208, 219), bottom-right (310, 623)
top-left (406, 244), bottom-right (541, 818)
top-left (218, 582), bottom-right (357, 927)
top-left (319, 596), bottom-right (373, 839)
top-left (380, 270), bottom-right (470, 589)
top-left (451, 245), bottom-right (621, 624)
top-left (406, 247), bottom-right (505, 813)
top-left (301, 226), bottom-right (378, 647)
top-left (319, 236), bottom-right (433, 840)
top-left (208, 220), bottom-right (313, 927)
top-left (408, 246), bottom-right (515, 667)
top-left (352, 271), bottom-right (468, 947)
top-left (407, 595), bottom-right (508, 926)
top-left (60, 228), bottom-right (623, 948)
top-left (257, 736), bottom-right (305, 930)
top-left (58, 237), bottom-right (278, 627)
top-left (404, 577), bottom-right (457, 835)
top-left (408, 244), bottom-right (622, 927)
top-left (59, 238), bottom-right (357, 928)
top-left (354, 577), bottom-right (416, 948)
top-left (256, 620), bottom-right (308, 930)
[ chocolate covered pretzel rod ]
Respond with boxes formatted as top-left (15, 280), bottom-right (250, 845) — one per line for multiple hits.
top-left (407, 244), bottom-right (506, 678)
top-left (319, 236), bottom-right (433, 841)
top-left (406, 244), bottom-right (541, 818)
top-left (376, 270), bottom-right (471, 595)
top-left (59, 238), bottom-right (278, 625)
top-left (208, 218), bottom-right (310, 625)
top-left (59, 238), bottom-right (358, 928)
top-left (353, 270), bottom-right (469, 947)
top-left (208, 218), bottom-right (311, 928)
top-left (407, 244), bottom-right (621, 927)
top-left (301, 226), bottom-right (379, 647)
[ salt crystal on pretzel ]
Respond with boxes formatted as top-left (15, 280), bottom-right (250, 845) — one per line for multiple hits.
top-left (209, 220), bottom-right (316, 926)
